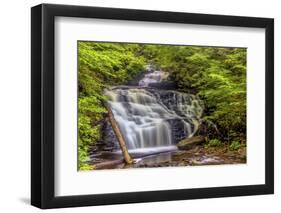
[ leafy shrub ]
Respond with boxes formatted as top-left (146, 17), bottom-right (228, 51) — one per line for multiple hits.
top-left (229, 141), bottom-right (242, 151)
top-left (79, 163), bottom-right (96, 171)
top-left (206, 139), bottom-right (222, 147)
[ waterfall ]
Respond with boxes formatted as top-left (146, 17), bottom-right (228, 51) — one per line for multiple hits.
top-left (105, 70), bottom-right (203, 151)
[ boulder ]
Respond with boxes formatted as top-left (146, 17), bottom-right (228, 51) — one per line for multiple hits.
top-left (177, 136), bottom-right (206, 150)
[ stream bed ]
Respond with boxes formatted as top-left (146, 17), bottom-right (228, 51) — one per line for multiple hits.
top-left (89, 145), bottom-right (246, 170)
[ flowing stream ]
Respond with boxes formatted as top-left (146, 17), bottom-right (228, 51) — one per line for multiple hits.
top-left (105, 68), bottom-right (204, 153)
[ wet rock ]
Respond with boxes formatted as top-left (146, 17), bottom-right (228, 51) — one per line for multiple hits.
top-left (177, 136), bottom-right (206, 150)
top-left (196, 120), bottom-right (219, 138)
top-left (94, 119), bottom-right (120, 153)
top-left (167, 118), bottom-right (192, 143)
top-left (148, 81), bottom-right (178, 90)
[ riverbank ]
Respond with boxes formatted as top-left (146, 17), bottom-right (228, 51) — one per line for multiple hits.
top-left (87, 144), bottom-right (246, 170)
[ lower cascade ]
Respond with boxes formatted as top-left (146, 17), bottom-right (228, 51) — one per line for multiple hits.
top-left (105, 70), bottom-right (203, 151)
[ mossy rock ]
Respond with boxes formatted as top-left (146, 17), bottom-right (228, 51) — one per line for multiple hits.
top-left (177, 136), bottom-right (206, 150)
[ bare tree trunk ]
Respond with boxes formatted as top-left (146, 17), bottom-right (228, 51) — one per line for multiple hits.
top-left (106, 104), bottom-right (134, 164)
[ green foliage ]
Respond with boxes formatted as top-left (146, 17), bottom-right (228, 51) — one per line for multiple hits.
top-left (79, 163), bottom-right (96, 171)
top-left (229, 141), bottom-right (242, 151)
top-left (78, 42), bottom-right (146, 169)
top-left (78, 96), bottom-right (106, 162)
top-left (206, 139), bottom-right (222, 147)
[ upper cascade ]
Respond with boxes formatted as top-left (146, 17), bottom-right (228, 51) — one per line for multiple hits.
top-left (138, 69), bottom-right (169, 87)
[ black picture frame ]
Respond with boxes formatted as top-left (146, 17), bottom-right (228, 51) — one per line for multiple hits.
top-left (31, 3), bottom-right (274, 209)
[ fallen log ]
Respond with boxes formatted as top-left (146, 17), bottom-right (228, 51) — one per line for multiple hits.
top-left (106, 104), bottom-right (134, 164)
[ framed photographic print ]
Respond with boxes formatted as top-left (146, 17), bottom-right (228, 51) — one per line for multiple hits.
top-left (31, 3), bottom-right (274, 209)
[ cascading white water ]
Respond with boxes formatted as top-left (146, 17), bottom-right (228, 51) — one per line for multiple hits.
top-left (138, 70), bottom-right (169, 87)
top-left (105, 70), bottom-right (203, 151)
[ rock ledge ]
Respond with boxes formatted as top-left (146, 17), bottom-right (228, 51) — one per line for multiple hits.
top-left (177, 136), bottom-right (206, 150)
